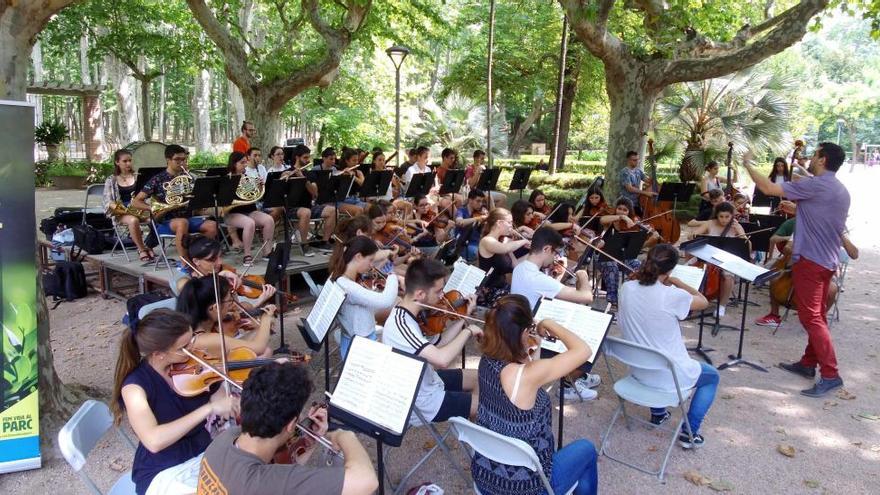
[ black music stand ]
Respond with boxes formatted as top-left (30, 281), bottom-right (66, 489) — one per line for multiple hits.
top-left (204, 167), bottom-right (228, 177)
top-left (686, 270), bottom-right (715, 364)
top-left (750, 213), bottom-right (786, 231)
top-left (595, 230), bottom-right (644, 298)
top-left (134, 167), bottom-right (165, 195)
top-left (264, 241), bottom-right (294, 354)
top-left (403, 172), bottom-right (435, 199)
top-left (439, 169), bottom-right (465, 196)
top-left (264, 173), bottom-right (309, 258)
top-left (734, 221), bottom-right (772, 307)
top-left (282, 146), bottom-right (297, 166)
top-left (296, 280), bottom-right (347, 390)
top-left (657, 182), bottom-right (695, 213)
top-left (681, 236), bottom-right (777, 372)
top-left (189, 175), bottom-right (239, 248)
top-left (316, 172), bottom-right (353, 226)
top-left (475, 167), bottom-right (501, 205)
top-left (359, 170), bottom-right (394, 200)
top-left (752, 188), bottom-right (781, 210)
top-left (508, 167), bottom-right (532, 200)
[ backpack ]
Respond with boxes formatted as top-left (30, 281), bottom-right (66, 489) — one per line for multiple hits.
top-left (124, 291), bottom-right (170, 331)
top-left (42, 261), bottom-right (88, 307)
top-left (39, 207), bottom-right (112, 241)
top-left (72, 224), bottom-right (106, 255)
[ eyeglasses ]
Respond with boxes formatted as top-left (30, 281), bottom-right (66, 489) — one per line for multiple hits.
top-left (171, 156), bottom-right (188, 163)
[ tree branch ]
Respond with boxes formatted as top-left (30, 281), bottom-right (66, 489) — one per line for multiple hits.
top-left (559, 0), bottom-right (624, 68)
top-left (263, 0), bottom-right (371, 109)
top-left (633, 0), bottom-right (666, 32)
top-left (185, 0), bottom-right (258, 97)
top-left (658, 0), bottom-right (828, 87)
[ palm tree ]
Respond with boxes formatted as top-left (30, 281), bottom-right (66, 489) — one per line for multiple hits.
top-left (409, 93), bottom-right (509, 157)
top-left (655, 68), bottom-right (795, 181)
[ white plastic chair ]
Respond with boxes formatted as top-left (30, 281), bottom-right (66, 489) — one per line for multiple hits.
top-left (599, 336), bottom-right (695, 481)
top-left (448, 416), bottom-right (575, 495)
top-left (58, 400), bottom-right (137, 495)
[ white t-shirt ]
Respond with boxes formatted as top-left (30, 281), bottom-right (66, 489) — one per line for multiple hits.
top-left (617, 280), bottom-right (701, 392)
top-left (381, 306), bottom-right (444, 424)
top-left (773, 175), bottom-right (786, 185)
top-left (510, 260), bottom-right (563, 311)
top-left (266, 163), bottom-right (288, 174)
top-left (244, 164), bottom-right (268, 181)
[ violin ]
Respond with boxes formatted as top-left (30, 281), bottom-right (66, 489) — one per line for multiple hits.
top-left (359, 267), bottom-right (388, 291)
top-left (221, 264), bottom-right (298, 303)
top-left (416, 290), bottom-right (481, 336)
top-left (374, 221), bottom-right (418, 255)
top-left (169, 347), bottom-right (310, 397)
top-left (273, 401), bottom-right (344, 465)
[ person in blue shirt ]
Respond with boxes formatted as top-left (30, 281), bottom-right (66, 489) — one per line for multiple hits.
top-left (617, 150), bottom-right (656, 216)
top-left (454, 188), bottom-right (488, 261)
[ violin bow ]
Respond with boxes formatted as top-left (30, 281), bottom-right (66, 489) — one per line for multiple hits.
top-left (570, 232), bottom-right (636, 273)
top-left (211, 267), bottom-right (232, 397)
top-left (180, 347), bottom-right (243, 392)
top-left (414, 301), bottom-right (486, 325)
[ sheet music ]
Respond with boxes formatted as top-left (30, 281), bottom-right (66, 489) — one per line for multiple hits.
top-left (443, 258), bottom-right (486, 296)
top-left (305, 280), bottom-right (346, 342)
top-left (670, 265), bottom-right (705, 292)
top-left (533, 298), bottom-right (613, 362)
top-left (686, 243), bottom-right (771, 282)
top-left (331, 338), bottom-right (423, 435)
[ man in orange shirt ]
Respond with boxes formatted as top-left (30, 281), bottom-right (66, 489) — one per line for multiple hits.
top-left (233, 120), bottom-right (255, 153)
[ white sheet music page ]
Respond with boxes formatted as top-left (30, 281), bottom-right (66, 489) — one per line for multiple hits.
top-left (533, 298), bottom-right (612, 362)
top-left (443, 258), bottom-right (486, 296)
top-left (330, 337), bottom-right (423, 435)
top-left (670, 265), bottom-right (705, 292)
top-left (305, 280), bottom-right (346, 342)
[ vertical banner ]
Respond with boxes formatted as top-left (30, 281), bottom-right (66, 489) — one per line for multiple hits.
top-left (0, 100), bottom-right (40, 473)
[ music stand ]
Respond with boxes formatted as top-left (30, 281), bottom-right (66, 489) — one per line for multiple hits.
top-left (204, 167), bottom-right (228, 177)
top-left (439, 169), bottom-right (465, 196)
top-left (657, 182), bottom-right (695, 213)
top-left (134, 167), bottom-right (165, 194)
top-left (263, 241), bottom-right (295, 354)
top-left (475, 167), bottom-right (501, 195)
top-left (403, 172), bottom-right (435, 199)
top-left (684, 269), bottom-right (715, 364)
top-left (752, 188), bottom-right (781, 210)
top-left (508, 167), bottom-right (532, 200)
top-left (681, 236), bottom-right (777, 372)
top-left (264, 173), bottom-right (309, 257)
top-left (750, 213), bottom-right (786, 231)
top-left (359, 170), bottom-right (394, 200)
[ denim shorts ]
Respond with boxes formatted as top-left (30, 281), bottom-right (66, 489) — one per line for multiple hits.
top-left (156, 216), bottom-right (208, 236)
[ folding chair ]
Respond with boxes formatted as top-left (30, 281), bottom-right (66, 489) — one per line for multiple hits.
top-left (448, 416), bottom-right (575, 495)
top-left (384, 408), bottom-right (469, 495)
top-left (83, 184), bottom-right (134, 261)
top-left (149, 218), bottom-right (178, 275)
top-left (58, 400), bottom-right (137, 495)
top-left (599, 336), bottom-right (695, 481)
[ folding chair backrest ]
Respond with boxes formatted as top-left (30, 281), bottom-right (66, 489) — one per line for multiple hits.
top-left (58, 400), bottom-right (114, 473)
top-left (603, 336), bottom-right (675, 373)
top-left (83, 184), bottom-right (106, 221)
top-left (138, 297), bottom-right (178, 320)
top-left (448, 416), bottom-right (543, 473)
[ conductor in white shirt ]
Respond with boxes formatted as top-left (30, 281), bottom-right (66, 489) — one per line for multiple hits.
top-left (617, 243), bottom-right (718, 449)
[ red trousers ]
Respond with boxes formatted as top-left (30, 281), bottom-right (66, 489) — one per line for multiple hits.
top-left (792, 258), bottom-right (839, 379)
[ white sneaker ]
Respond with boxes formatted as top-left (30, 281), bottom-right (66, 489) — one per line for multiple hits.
top-left (291, 231), bottom-right (301, 244)
top-left (576, 374), bottom-right (601, 389)
top-left (562, 382), bottom-right (598, 402)
top-left (717, 306), bottom-right (726, 318)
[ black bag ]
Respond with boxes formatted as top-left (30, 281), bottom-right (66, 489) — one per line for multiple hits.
top-left (125, 291), bottom-right (170, 331)
top-left (42, 261), bottom-right (88, 307)
top-left (72, 224), bottom-right (106, 255)
top-left (40, 208), bottom-right (112, 241)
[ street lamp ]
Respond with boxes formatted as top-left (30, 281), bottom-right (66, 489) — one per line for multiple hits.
top-left (386, 45), bottom-right (410, 169)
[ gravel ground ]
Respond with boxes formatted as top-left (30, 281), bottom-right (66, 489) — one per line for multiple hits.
top-left (2, 167), bottom-right (878, 494)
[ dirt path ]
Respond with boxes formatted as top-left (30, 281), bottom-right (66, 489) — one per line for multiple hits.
top-left (2, 168), bottom-right (878, 494)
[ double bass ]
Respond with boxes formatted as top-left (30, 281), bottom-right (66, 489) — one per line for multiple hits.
top-left (639, 139), bottom-right (680, 243)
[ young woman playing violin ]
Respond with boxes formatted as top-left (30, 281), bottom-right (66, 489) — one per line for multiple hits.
top-left (477, 208), bottom-right (531, 307)
top-left (687, 201), bottom-right (749, 317)
top-left (178, 236), bottom-right (279, 307)
top-left (329, 235), bottom-right (399, 358)
top-left (580, 187), bottom-right (613, 232)
top-left (471, 295), bottom-right (598, 495)
top-left (699, 160), bottom-right (737, 210)
top-left (411, 194), bottom-right (453, 245)
top-left (367, 203), bottom-right (422, 277)
top-left (111, 309), bottom-right (239, 495)
top-left (597, 197), bottom-right (646, 306)
top-left (177, 276), bottom-right (276, 358)
top-left (527, 189), bottom-right (552, 226)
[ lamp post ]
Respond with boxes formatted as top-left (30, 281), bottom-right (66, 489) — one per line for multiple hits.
top-left (386, 45), bottom-right (410, 169)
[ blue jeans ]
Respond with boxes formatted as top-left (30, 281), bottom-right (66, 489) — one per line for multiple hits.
top-left (598, 258), bottom-right (641, 304)
top-left (651, 362), bottom-right (719, 434)
top-left (549, 439), bottom-right (598, 495)
top-left (464, 242), bottom-right (479, 262)
top-left (339, 331), bottom-right (377, 359)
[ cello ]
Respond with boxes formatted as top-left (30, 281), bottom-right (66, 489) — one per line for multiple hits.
top-left (640, 139), bottom-right (680, 243)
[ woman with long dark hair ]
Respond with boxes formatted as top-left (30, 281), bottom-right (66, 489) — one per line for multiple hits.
top-left (111, 309), bottom-right (238, 495)
top-left (224, 151), bottom-right (275, 266)
top-left (329, 235), bottom-right (399, 357)
top-left (472, 295), bottom-right (598, 495)
top-left (617, 244), bottom-right (716, 449)
top-left (768, 157), bottom-right (791, 184)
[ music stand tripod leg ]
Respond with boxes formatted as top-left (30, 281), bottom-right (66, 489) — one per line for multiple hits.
top-left (376, 440), bottom-right (386, 495)
top-left (688, 310), bottom-right (715, 365)
top-left (718, 283), bottom-right (768, 372)
top-left (558, 378), bottom-right (565, 450)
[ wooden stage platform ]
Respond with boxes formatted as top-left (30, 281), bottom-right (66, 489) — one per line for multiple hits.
top-left (40, 240), bottom-right (331, 301)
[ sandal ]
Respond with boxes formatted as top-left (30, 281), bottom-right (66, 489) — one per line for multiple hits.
top-left (242, 255), bottom-right (254, 267)
top-left (138, 249), bottom-right (153, 262)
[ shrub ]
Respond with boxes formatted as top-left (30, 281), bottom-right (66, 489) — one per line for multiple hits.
top-left (34, 120), bottom-right (69, 146)
top-left (43, 160), bottom-right (112, 185)
top-left (189, 150), bottom-right (229, 166)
